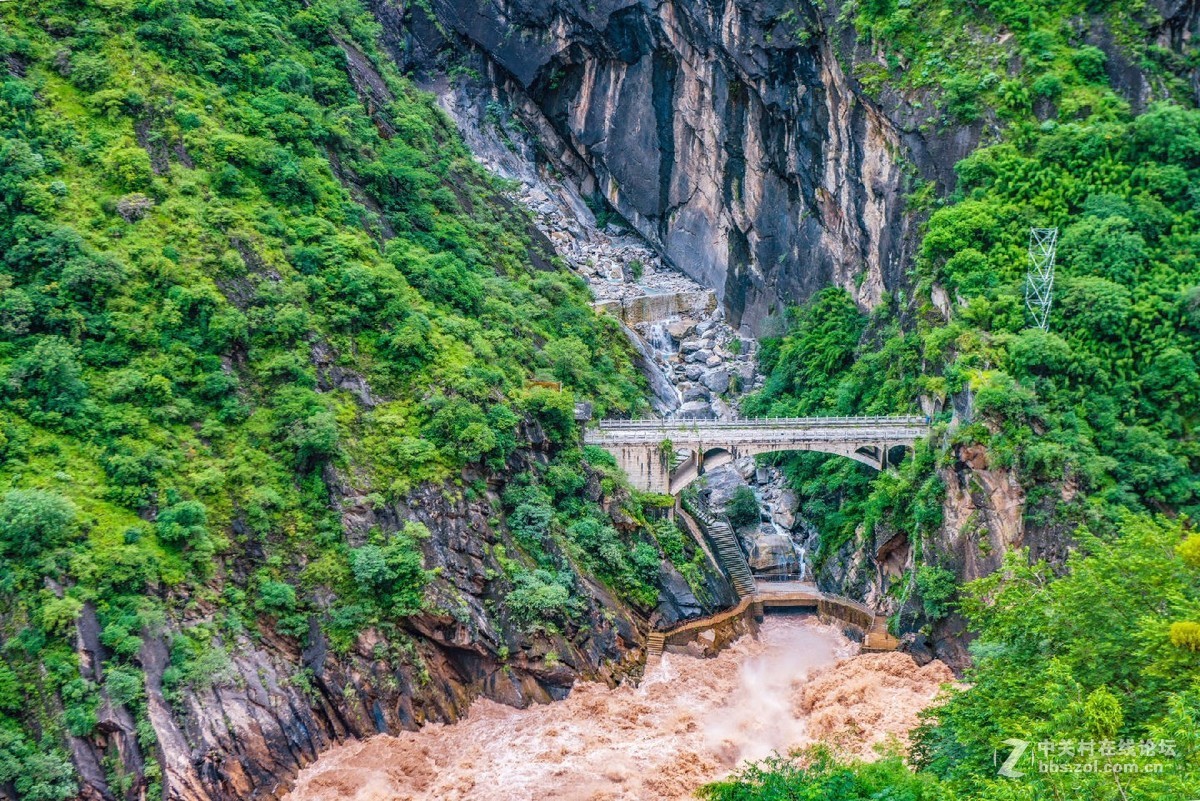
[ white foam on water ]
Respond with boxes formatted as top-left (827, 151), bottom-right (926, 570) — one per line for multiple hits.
top-left (287, 617), bottom-right (953, 801)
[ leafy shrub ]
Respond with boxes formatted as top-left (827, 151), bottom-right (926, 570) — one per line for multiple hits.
top-left (505, 569), bottom-right (580, 632)
top-left (519, 387), bottom-right (577, 444)
top-left (258, 580), bottom-right (297, 614)
top-left (1178, 535), bottom-right (1200, 569)
top-left (155, 501), bottom-right (208, 546)
top-left (38, 595), bottom-right (84, 635)
top-left (915, 564), bottom-right (957, 621)
top-left (0, 490), bottom-right (78, 558)
top-left (1168, 621), bottom-right (1200, 651)
top-left (725, 486), bottom-right (760, 529)
top-left (971, 371), bottom-right (1036, 421)
top-left (0, 727), bottom-right (78, 801)
top-left (3, 337), bottom-right (88, 422)
top-left (700, 748), bottom-right (940, 801)
top-left (348, 522), bottom-right (430, 615)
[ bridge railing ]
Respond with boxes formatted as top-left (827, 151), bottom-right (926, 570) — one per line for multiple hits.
top-left (591, 414), bottom-right (929, 430)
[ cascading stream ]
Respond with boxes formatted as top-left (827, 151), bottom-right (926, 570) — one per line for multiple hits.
top-left (620, 319), bottom-right (682, 415)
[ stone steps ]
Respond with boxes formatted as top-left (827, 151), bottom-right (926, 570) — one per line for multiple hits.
top-left (863, 616), bottom-right (901, 652)
top-left (646, 632), bottom-right (665, 664)
top-left (681, 494), bottom-right (757, 599)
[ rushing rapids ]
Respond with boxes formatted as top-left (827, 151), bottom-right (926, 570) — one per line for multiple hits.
top-left (287, 617), bottom-right (953, 800)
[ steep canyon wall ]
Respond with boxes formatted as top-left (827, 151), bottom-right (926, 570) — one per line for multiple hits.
top-left (384, 0), bottom-right (938, 333)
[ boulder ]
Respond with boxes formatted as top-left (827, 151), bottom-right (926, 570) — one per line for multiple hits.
top-left (772, 488), bottom-right (799, 529)
top-left (743, 525), bottom-right (800, 575)
top-left (698, 465), bottom-right (744, 508)
top-left (668, 319), bottom-right (697, 341)
top-left (737, 459), bottom-right (758, 481)
top-left (654, 562), bottom-right (705, 626)
top-left (704, 354), bottom-right (723, 368)
top-left (701, 368), bottom-right (730, 394)
top-left (679, 338), bottom-right (705, 353)
top-left (681, 384), bottom-right (711, 403)
top-left (903, 635), bottom-right (937, 667)
top-left (677, 400), bottom-right (715, 419)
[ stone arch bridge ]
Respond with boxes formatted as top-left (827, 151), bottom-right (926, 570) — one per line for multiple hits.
top-left (584, 416), bottom-right (930, 494)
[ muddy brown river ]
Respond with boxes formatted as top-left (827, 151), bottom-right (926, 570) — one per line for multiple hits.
top-left (287, 617), bottom-right (953, 800)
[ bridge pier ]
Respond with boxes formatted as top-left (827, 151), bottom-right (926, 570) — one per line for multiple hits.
top-left (613, 445), bottom-right (671, 494)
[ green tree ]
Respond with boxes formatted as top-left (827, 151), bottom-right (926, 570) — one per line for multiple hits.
top-left (915, 564), bottom-right (957, 621)
top-left (0, 490), bottom-right (77, 558)
top-left (155, 500), bottom-right (209, 546)
top-left (3, 337), bottom-right (88, 419)
top-left (725, 486), bottom-right (761, 529)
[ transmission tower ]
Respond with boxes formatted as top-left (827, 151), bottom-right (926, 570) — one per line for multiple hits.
top-left (1024, 227), bottom-right (1058, 330)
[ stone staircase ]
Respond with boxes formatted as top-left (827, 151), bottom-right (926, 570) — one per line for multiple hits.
top-left (863, 616), bottom-right (901, 652)
top-left (680, 494), bottom-right (756, 598)
top-left (645, 632), bottom-right (666, 666)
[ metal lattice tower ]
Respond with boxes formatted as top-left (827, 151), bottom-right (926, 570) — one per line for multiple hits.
top-left (1024, 227), bottom-right (1059, 330)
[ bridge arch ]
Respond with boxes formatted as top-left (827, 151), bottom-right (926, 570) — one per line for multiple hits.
top-left (665, 441), bottom-right (913, 495)
top-left (668, 446), bottom-right (738, 494)
top-left (584, 416), bottom-right (929, 495)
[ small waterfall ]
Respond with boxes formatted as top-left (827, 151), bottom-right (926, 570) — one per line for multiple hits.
top-left (769, 520), bottom-right (802, 579)
top-left (645, 320), bottom-right (676, 354)
top-left (620, 321), bottom-right (681, 415)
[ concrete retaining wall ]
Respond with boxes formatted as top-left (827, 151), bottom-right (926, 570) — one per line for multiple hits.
top-left (660, 597), bottom-right (760, 658)
top-left (657, 594), bottom-right (875, 661)
top-left (594, 290), bottom-right (717, 325)
top-left (817, 597), bottom-right (873, 631)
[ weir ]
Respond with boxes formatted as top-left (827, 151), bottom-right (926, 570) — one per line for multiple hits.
top-left (646, 495), bottom-right (901, 667)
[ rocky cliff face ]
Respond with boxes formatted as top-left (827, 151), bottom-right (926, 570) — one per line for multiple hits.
top-left (64, 458), bottom-right (735, 801)
top-left (811, 433), bottom-right (1089, 672)
top-left (369, 0), bottom-right (1200, 673)
top-left (383, 0), bottom-right (926, 333)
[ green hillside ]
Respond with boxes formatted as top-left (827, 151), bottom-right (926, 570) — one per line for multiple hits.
top-left (0, 0), bottom-right (649, 794)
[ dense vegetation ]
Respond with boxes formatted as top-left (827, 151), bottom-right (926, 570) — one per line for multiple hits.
top-left (850, 0), bottom-right (1195, 124)
top-left (496, 446), bottom-right (710, 631)
top-left (0, 0), bottom-right (662, 794)
top-left (731, 0), bottom-right (1200, 797)
top-left (747, 101), bottom-right (1200, 593)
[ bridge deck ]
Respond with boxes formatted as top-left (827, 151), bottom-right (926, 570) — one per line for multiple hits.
top-left (593, 415), bottom-right (928, 429)
top-left (585, 415), bottom-right (930, 447)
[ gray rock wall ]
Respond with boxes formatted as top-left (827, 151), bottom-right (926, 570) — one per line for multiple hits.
top-left (392, 0), bottom-right (922, 333)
